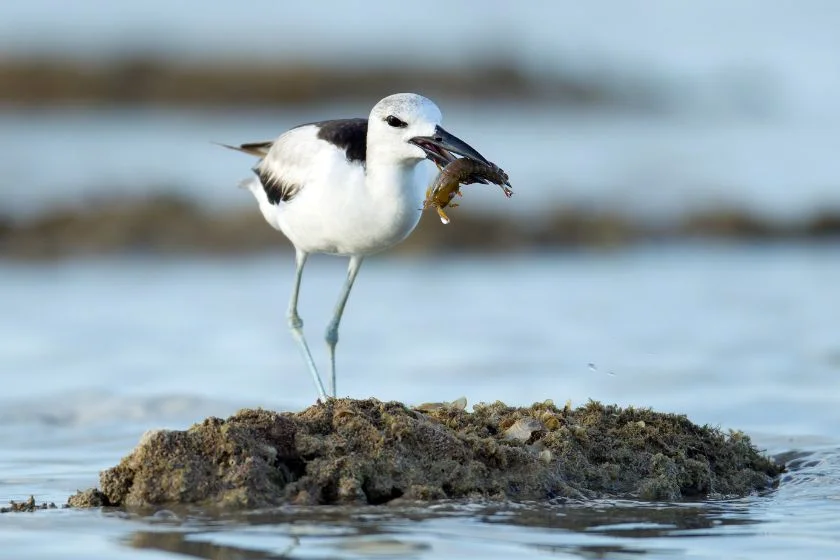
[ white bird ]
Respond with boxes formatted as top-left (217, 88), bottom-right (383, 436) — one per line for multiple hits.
top-left (223, 93), bottom-right (492, 401)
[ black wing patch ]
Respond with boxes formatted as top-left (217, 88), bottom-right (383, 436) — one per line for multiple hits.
top-left (255, 168), bottom-right (300, 204)
top-left (314, 118), bottom-right (368, 164)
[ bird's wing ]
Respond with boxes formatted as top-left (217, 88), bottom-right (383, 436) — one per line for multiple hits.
top-left (223, 119), bottom-right (368, 205)
top-left (256, 120), bottom-right (368, 204)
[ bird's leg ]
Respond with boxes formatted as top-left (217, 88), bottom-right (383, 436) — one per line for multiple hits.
top-left (324, 255), bottom-right (364, 397)
top-left (287, 250), bottom-right (328, 401)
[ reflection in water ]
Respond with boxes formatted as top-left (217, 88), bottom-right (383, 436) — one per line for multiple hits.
top-left (123, 498), bottom-right (766, 559)
top-left (130, 530), bottom-right (300, 560)
top-left (533, 543), bottom-right (677, 559)
top-left (481, 498), bottom-right (762, 537)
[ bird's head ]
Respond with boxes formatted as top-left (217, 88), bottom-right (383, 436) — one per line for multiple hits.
top-left (368, 93), bottom-right (490, 167)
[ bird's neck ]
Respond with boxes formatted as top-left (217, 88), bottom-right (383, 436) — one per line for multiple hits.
top-left (364, 156), bottom-right (425, 206)
top-left (355, 153), bottom-right (427, 247)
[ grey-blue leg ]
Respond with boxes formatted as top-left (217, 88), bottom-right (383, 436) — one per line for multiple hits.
top-left (287, 250), bottom-right (328, 401)
top-left (325, 255), bottom-right (364, 397)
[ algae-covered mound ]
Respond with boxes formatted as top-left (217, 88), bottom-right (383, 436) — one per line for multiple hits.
top-left (83, 399), bottom-right (783, 508)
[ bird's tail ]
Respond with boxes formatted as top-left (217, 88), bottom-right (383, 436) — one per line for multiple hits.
top-left (214, 141), bottom-right (274, 157)
top-left (237, 176), bottom-right (261, 191)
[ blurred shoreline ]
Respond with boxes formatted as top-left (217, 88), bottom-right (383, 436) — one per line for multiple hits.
top-left (0, 57), bottom-right (655, 109)
top-left (1, 194), bottom-right (837, 259)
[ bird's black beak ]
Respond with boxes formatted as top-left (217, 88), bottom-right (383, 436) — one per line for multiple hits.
top-left (410, 125), bottom-right (491, 167)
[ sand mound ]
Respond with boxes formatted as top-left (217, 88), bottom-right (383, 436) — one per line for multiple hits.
top-left (62, 398), bottom-right (782, 509)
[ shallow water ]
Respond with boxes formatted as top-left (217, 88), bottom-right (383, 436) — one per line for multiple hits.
top-left (1, 244), bottom-right (839, 557)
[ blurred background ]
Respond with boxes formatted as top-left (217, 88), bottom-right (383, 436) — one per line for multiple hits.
top-left (1, 0), bottom-right (839, 434)
top-left (4, 0), bottom-right (840, 254)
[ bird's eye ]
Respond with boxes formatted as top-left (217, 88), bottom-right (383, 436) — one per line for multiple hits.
top-left (385, 115), bottom-right (407, 128)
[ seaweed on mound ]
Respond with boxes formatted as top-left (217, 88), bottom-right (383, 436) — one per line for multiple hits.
top-left (0, 496), bottom-right (58, 513)
top-left (68, 398), bottom-right (783, 509)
